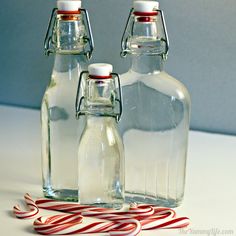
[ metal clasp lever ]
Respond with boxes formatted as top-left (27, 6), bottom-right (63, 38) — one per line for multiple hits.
top-left (75, 71), bottom-right (88, 119)
top-left (111, 73), bottom-right (123, 122)
top-left (80, 8), bottom-right (94, 60)
top-left (121, 8), bottom-right (134, 58)
top-left (44, 8), bottom-right (57, 56)
top-left (158, 9), bottom-right (169, 60)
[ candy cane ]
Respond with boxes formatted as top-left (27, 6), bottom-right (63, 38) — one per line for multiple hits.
top-left (141, 216), bottom-right (190, 229)
top-left (13, 193), bottom-right (39, 219)
top-left (33, 212), bottom-right (188, 235)
top-left (13, 194), bottom-right (190, 235)
top-left (35, 199), bottom-right (174, 220)
top-left (34, 215), bottom-right (141, 236)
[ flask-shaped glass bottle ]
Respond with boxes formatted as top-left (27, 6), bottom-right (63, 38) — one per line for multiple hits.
top-left (119, 1), bottom-right (191, 207)
top-left (76, 64), bottom-right (124, 209)
top-left (41, 0), bottom-right (94, 201)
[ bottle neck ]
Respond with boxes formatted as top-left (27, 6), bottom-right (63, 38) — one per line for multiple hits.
top-left (86, 116), bottom-right (116, 127)
top-left (130, 54), bottom-right (164, 74)
top-left (53, 54), bottom-right (87, 73)
top-left (78, 77), bottom-right (120, 120)
top-left (53, 14), bottom-right (86, 54)
top-left (86, 78), bottom-right (114, 110)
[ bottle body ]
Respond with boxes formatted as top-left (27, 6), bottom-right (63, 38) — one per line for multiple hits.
top-left (76, 64), bottom-right (124, 208)
top-left (119, 1), bottom-right (190, 207)
top-left (78, 116), bottom-right (124, 209)
top-left (41, 2), bottom-right (93, 201)
top-left (119, 64), bottom-right (190, 207)
top-left (41, 54), bottom-right (87, 201)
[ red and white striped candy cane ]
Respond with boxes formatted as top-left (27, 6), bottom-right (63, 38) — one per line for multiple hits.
top-left (34, 214), bottom-right (141, 236)
top-left (141, 216), bottom-right (190, 229)
top-left (13, 193), bottom-right (39, 219)
top-left (35, 198), bottom-right (173, 221)
top-left (13, 194), bottom-right (190, 235)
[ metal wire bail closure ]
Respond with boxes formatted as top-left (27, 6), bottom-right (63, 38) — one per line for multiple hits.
top-left (120, 8), bottom-right (169, 60)
top-left (44, 8), bottom-right (57, 56)
top-left (75, 71), bottom-right (88, 119)
top-left (111, 72), bottom-right (123, 122)
top-left (44, 8), bottom-right (94, 58)
top-left (80, 8), bottom-right (94, 60)
top-left (75, 72), bottom-right (123, 122)
top-left (120, 8), bottom-right (134, 58)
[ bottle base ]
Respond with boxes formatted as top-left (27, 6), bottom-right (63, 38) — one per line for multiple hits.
top-left (43, 188), bottom-right (78, 202)
top-left (125, 192), bottom-right (182, 208)
top-left (79, 202), bottom-right (123, 210)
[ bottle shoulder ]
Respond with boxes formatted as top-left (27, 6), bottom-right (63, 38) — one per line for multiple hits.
top-left (43, 70), bottom-right (80, 94)
top-left (120, 70), bottom-right (191, 104)
top-left (41, 71), bottom-right (80, 110)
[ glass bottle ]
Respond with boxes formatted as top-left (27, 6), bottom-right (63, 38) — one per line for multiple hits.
top-left (41, 0), bottom-right (94, 201)
top-left (76, 63), bottom-right (124, 209)
top-left (119, 1), bottom-right (191, 207)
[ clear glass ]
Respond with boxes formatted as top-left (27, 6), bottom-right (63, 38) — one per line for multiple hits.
top-left (78, 116), bottom-right (124, 209)
top-left (41, 54), bottom-right (87, 201)
top-left (77, 77), bottom-right (124, 209)
top-left (41, 12), bottom-right (88, 201)
top-left (118, 54), bottom-right (191, 207)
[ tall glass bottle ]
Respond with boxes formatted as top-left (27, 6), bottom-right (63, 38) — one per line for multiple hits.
top-left (76, 64), bottom-right (124, 209)
top-left (41, 0), bottom-right (94, 201)
top-left (119, 1), bottom-right (191, 207)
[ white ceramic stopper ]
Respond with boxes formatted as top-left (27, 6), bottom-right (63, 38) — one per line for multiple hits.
top-left (133, 1), bottom-right (159, 12)
top-left (57, 0), bottom-right (82, 11)
top-left (88, 63), bottom-right (113, 77)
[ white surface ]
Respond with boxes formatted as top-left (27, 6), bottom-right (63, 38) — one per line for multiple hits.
top-left (88, 63), bottom-right (113, 77)
top-left (57, 0), bottom-right (81, 11)
top-left (133, 1), bottom-right (159, 12)
top-left (0, 105), bottom-right (236, 235)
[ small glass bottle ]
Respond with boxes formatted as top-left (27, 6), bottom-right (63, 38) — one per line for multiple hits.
top-left (76, 63), bottom-right (124, 209)
top-left (41, 0), bottom-right (94, 201)
top-left (119, 1), bottom-right (191, 207)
